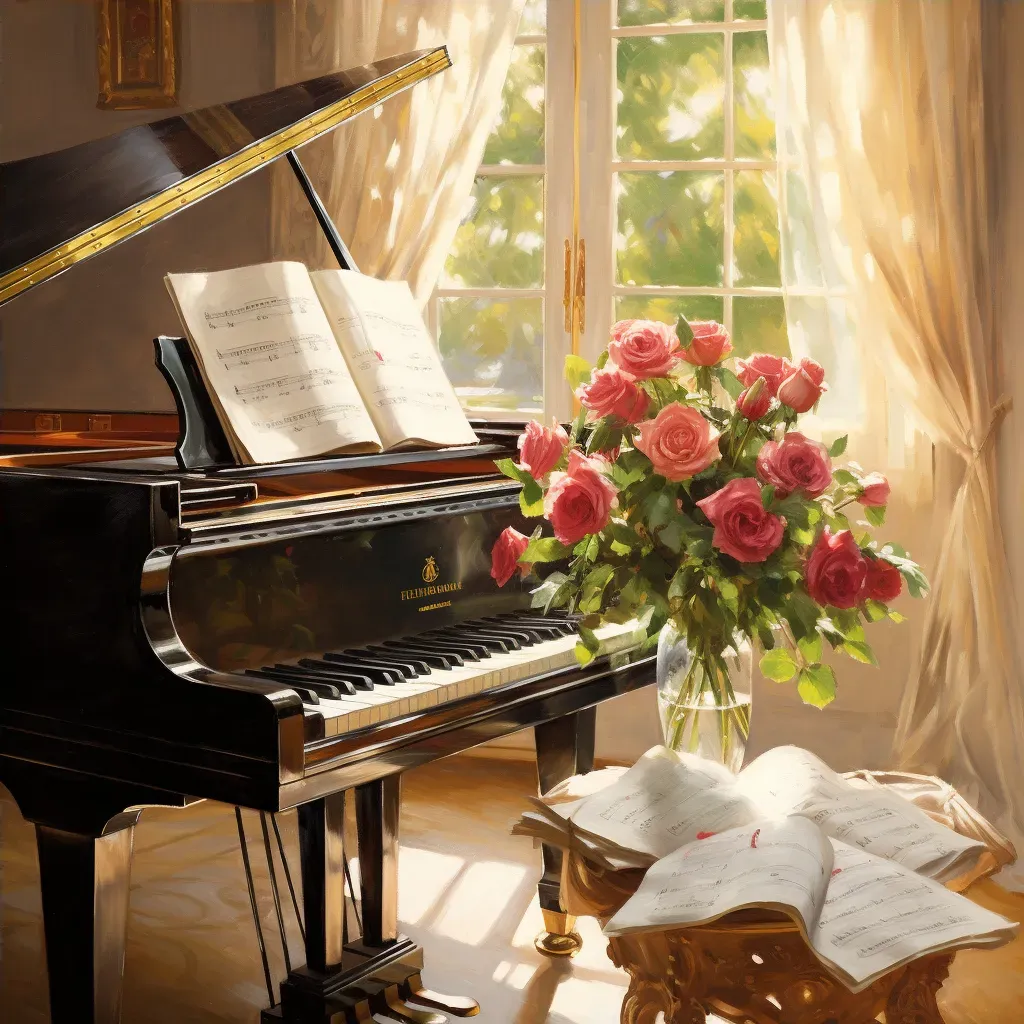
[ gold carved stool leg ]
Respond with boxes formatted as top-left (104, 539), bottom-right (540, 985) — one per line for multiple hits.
top-left (884, 953), bottom-right (953, 1024)
top-left (534, 909), bottom-right (584, 958)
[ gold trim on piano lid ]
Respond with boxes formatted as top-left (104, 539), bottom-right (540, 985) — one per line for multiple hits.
top-left (0, 48), bottom-right (451, 308)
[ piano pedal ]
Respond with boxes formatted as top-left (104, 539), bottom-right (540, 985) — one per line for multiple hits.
top-left (403, 973), bottom-right (480, 1017)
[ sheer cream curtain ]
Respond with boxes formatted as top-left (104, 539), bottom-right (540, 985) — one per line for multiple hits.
top-left (272, 0), bottom-right (524, 305)
top-left (769, 0), bottom-right (1024, 867)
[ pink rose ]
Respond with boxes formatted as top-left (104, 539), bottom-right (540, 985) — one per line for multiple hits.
top-left (634, 403), bottom-right (721, 481)
top-left (610, 318), bottom-right (638, 343)
top-left (859, 472), bottom-right (890, 507)
top-left (490, 527), bottom-right (531, 587)
top-left (736, 377), bottom-right (771, 421)
top-left (680, 320), bottom-right (733, 366)
top-left (517, 418), bottom-right (568, 478)
top-left (755, 431), bottom-right (832, 498)
top-left (863, 557), bottom-right (902, 603)
top-left (696, 478), bottom-right (785, 563)
top-left (607, 320), bottom-right (681, 379)
top-left (805, 529), bottom-right (868, 609)
top-left (577, 368), bottom-right (650, 423)
top-left (544, 450), bottom-right (618, 545)
top-left (737, 353), bottom-right (795, 396)
top-left (778, 357), bottom-right (828, 413)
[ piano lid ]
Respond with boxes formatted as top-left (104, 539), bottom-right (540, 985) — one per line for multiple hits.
top-left (0, 47), bottom-right (449, 309)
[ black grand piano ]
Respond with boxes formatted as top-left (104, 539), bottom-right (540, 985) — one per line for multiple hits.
top-left (0, 48), bottom-right (655, 1024)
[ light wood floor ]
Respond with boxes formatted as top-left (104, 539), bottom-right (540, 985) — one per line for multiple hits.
top-left (2, 754), bottom-right (1023, 1022)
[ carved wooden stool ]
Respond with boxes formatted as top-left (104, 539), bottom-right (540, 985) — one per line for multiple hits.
top-left (560, 851), bottom-right (953, 1024)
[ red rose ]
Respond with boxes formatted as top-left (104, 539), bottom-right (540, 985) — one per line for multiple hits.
top-left (680, 320), bottom-right (733, 366)
top-left (517, 418), bottom-right (568, 478)
top-left (634, 403), bottom-right (721, 481)
top-left (863, 557), bottom-right (902, 603)
top-left (778, 358), bottom-right (828, 413)
top-left (696, 477), bottom-right (785, 563)
top-left (544, 450), bottom-right (618, 545)
top-left (755, 431), bottom-right (832, 498)
top-left (805, 529), bottom-right (868, 609)
top-left (736, 353), bottom-right (794, 396)
top-left (490, 527), bottom-right (531, 587)
top-left (576, 368), bottom-right (650, 423)
top-left (607, 320), bottom-right (681, 379)
top-left (736, 377), bottom-right (771, 421)
top-left (610, 318), bottom-right (638, 343)
top-left (859, 472), bottom-right (890, 507)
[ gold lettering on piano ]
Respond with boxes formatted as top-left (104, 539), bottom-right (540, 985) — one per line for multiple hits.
top-left (402, 555), bottom-right (462, 606)
top-left (400, 581), bottom-right (463, 602)
top-left (421, 555), bottom-right (440, 584)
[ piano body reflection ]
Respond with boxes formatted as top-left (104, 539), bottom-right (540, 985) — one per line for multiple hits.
top-left (0, 49), bottom-right (655, 1024)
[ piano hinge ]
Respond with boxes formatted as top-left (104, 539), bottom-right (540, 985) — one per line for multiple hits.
top-left (33, 413), bottom-right (62, 432)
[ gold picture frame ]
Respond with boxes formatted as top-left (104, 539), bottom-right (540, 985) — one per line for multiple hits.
top-left (96, 0), bottom-right (178, 110)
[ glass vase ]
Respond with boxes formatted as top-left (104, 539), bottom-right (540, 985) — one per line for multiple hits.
top-left (656, 623), bottom-right (753, 771)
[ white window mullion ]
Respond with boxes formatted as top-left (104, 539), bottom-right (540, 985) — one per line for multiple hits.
top-left (723, 0), bottom-right (735, 336)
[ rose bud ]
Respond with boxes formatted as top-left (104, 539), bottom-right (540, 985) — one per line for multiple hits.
top-left (680, 320), bottom-right (733, 366)
top-left (634, 403), bottom-right (721, 481)
top-left (516, 418), bottom-right (568, 478)
top-left (576, 368), bottom-right (650, 423)
top-left (736, 376), bottom-right (771, 421)
top-left (798, 356), bottom-right (826, 386)
top-left (490, 527), bottom-right (531, 587)
top-left (804, 529), bottom-right (868, 609)
top-left (607, 320), bottom-right (681, 380)
top-left (863, 557), bottom-right (903, 603)
top-left (736, 353), bottom-right (795, 396)
top-left (778, 360), bottom-right (828, 413)
top-left (755, 431), bottom-right (832, 498)
top-left (859, 472), bottom-right (890, 507)
top-left (696, 477), bottom-right (785, 563)
top-left (544, 450), bottom-right (618, 545)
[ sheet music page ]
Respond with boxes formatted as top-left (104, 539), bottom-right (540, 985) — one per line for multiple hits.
top-left (603, 817), bottom-right (833, 938)
top-left (809, 840), bottom-right (1017, 989)
top-left (736, 746), bottom-right (985, 879)
top-left (165, 262), bottom-right (381, 464)
top-left (310, 270), bottom-right (478, 449)
top-left (569, 748), bottom-right (757, 860)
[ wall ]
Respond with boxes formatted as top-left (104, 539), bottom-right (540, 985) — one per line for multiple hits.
top-left (0, 0), bottom-right (277, 412)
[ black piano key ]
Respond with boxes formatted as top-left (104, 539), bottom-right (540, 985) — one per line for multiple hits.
top-left (440, 627), bottom-right (517, 653)
top-left (406, 636), bottom-right (480, 662)
top-left (292, 660), bottom-right (376, 691)
top-left (302, 657), bottom-right (399, 687)
top-left (500, 615), bottom-right (578, 637)
top-left (418, 630), bottom-right (491, 659)
top-left (423, 628), bottom-right (506, 655)
top-left (244, 669), bottom-right (322, 704)
top-left (481, 616), bottom-right (564, 640)
top-left (257, 666), bottom-right (356, 698)
top-left (380, 641), bottom-right (460, 669)
top-left (332, 650), bottom-right (427, 678)
top-left (463, 620), bottom-right (537, 646)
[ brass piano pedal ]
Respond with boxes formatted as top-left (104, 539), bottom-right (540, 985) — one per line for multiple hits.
top-left (534, 909), bottom-right (583, 958)
top-left (404, 972), bottom-right (480, 1017)
top-left (375, 984), bottom-right (448, 1024)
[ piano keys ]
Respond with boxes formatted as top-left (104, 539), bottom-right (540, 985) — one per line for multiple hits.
top-left (0, 46), bottom-right (657, 1024)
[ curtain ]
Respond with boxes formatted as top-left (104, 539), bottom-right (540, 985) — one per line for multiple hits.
top-left (768, 0), bottom-right (1024, 866)
top-left (272, 0), bottom-right (525, 305)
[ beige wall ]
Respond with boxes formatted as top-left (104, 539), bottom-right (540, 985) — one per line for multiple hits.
top-left (0, 0), bottom-right (277, 411)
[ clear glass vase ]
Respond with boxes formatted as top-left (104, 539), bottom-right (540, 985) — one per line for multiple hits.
top-left (656, 623), bottom-right (753, 771)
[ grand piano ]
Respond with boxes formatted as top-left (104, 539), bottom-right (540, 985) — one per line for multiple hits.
top-left (0, 48), bottom-right (656, 1024)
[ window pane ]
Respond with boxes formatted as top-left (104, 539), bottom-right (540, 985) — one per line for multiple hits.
top-left (617, 0), bottom-right (725, 26)
top-left (615, 294), bottom-right (724, 326)
top-left (734, 171), bottom-right (781, 286)
top-left (439, 298), bottom-right (543, 412)
top-left (617, 35), bottom-right (724, 160)
top-left (483, 44), bottom-right (545, 165)
top-left (785, 298), bottom-right (862, 420)
top-left (734, 31), bottom-right (775, 159)
top-left (442, 176), bottom-right (544, 288)
top-left (617, 171), bottom-right (724, 287)
top-left (520, 0), bottom-right (546, 33)
top-left (734, 0), bottom-right (768, 19)
top-left (732, 296), bottom-right (788, 358)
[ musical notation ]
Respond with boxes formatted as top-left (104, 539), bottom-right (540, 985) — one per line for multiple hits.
top-left (253, 402), bottom-right (360, 434)
top-left (233, 367), bottom-right (340, 401)
top-left (204, 295), bottom-right (311, 329)
top-left (215, 333), bottom-right (334, 371)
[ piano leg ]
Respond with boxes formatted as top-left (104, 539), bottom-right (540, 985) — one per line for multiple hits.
top-left (35, 821), bottom-right (135, 1024)
top-left (533, 706), bottom-right (597, 957)
top-left (298, 793), bottom-right (347, 972)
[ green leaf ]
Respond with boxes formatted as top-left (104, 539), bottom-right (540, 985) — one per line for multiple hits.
top-left (522, 537), bottom-right (573, 563)
top-left (888, 610), bottom-right (906, 623)
top-left (865, 504), bottom-right (887, 526)
top-left (644, 490), bottom-right (676, 531)
top-left (596, 350), bottom-right (609, 370)
top-left (841, 640), bottom-right (878, 665)
top-left (530, 572), bottom-right (570, 612)
top-left (817, 617), bottom-right (846, 648)
top-left (587, 420), bottom-right (623, 456)
top-left (863, 599), bottom-right (888, 622)
top-left (760, 648), bottom-right (799, 682)
top-left (519, 489), bottom-right (545, 517)
top-left (579, 564), bottom-right (615, 612)
top-left (564, 354), bottom-right (593, 391)
top-left (798, 633), bottom-right (823, 664)
top-left (495, 457), bottom-right (526, 483)
top-left (880, 552), bottom-right (929, 598)
top-left (569, 406), bottom-right (587, 446)
top-left (716, 366), bottom-right (744, 400)
top-left (574, 642), bottom-right (595, 666)
top-left (675, 315), bottom-right (695, 346)
top-left (828, 435), bottom-right (849, 458)
top-left (761, 484), bottom-right (776, 509)
top-left (832, 468), bottom-right (859, 487)
top-left (798, 665), bottom-right (837, 708)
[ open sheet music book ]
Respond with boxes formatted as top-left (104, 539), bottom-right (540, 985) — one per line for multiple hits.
top-left (165, 262), bottom-right (478, 464)
top-left (512, 745), bottom-right (1018, 990)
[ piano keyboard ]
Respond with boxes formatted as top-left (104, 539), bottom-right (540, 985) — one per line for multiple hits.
top-left (245, 612), bottom-right (641, 737)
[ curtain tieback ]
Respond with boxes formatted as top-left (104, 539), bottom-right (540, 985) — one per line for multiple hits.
top-left (959, 396), bottom-right (1013, 476)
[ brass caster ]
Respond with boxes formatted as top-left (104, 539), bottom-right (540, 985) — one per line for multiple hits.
top-left (534, 910), bottom-right (583, 958)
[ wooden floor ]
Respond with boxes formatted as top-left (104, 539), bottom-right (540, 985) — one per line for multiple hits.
top-left (2, 753), bottom-right (1023, 1022)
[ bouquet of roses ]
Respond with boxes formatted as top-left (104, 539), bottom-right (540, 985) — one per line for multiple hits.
top-left (488, 316), bottom-right (928, 743)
